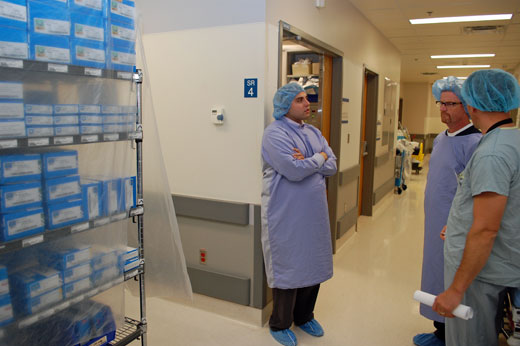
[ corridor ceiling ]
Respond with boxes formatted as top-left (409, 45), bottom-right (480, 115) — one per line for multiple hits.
top-left (349, 0), bottom-right (520, 83)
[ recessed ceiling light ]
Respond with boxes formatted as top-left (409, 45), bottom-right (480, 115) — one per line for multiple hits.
top-left (431, 54), bottom-right (495, 59)
top-left (437, 65), bottom-right (490, 69)
top-left (410, 14), bottom-right (512, 25)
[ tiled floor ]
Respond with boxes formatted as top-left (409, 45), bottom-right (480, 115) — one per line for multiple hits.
top-left (125, 157), bottom-right (509, 345)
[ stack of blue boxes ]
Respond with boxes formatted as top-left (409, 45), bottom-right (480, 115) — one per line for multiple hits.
top-left (79, 104), bottom-right (103, 134)
top-left (0, 0), bottom-right (29, 60)
top-left (40, 149), bottom-right (88, 230)
top-left (9, 299), bottom-right (116, 345)
top-left (0, 81), bottom-right (26, 139)
top-left (121, 246), bottom-right (138, 273)
top-left (0, 0), bottom-right (136, 71)
top-left (9, 264), bottom-right (63, 316)
top-left (0, 153), bottom-right (45, 242)
top-left (0, 265), bottom-right (14, 327)
top-left (54, 104), bottom-right (80, 136)
top-left (25, 103), bottom-right (54, 137)
top-left (39, 244), bottom-right (93, 300)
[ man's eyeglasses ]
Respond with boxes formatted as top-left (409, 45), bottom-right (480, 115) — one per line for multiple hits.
top-left (436, 101), bottom-right (462, 107)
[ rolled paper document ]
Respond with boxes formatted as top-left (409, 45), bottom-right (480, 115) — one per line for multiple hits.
top-left (413, 290), bottom-right (474, 320)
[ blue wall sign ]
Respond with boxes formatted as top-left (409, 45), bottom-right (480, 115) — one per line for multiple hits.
top-left (244, 78), bottom-right (258, 98)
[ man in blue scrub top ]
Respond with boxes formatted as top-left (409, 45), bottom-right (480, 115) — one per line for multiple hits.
top-left (433, 69), bottom-right (520, 346)
top-left (261, 82), bottom-right (337, 346)
top-left (414, 77), bottom-right (481, 346)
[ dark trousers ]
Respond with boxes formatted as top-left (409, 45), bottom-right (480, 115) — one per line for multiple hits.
top-left (269, 284), bottom-right (320, 331)
top-left (433, 321), bottom-right (445, 341)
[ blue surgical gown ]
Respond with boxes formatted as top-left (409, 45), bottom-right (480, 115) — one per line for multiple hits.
top-left (261, 117), bottom-right (337, 289)
top-left (420, 129), bottom-right (481, 322)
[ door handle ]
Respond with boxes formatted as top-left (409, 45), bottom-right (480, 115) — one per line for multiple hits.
top-left (362, 141), bottom-right (368, 157)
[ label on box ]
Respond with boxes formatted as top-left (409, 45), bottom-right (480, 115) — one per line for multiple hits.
top-left (87, 188), bottom-right (100, 219)
top-left (55, 105), bottom-right (78, 114)
top-left (0, 41), bottom-right (28, 59)
top-left (0, 278), bottom-right (8, 295)
top-left (26, 268), bottom-right (61, 297)
top-left (111, 24), bottom-right (135, 41)
top-left (79, 105), bottom-right (100, 114)
top-left (49, 181), bottom-right (80, 200)
top-left (66, 248), bottom-right (90, 266)
top-left (52, 205), bottom-right (82, 224)
top-left (25, 105), bottom-right (52, 114)
top-left (0, 102), bottom-right (23, 118)
top-left (74, 0), bottom-right (102, 10)
top-left (74, 23), bottom-right (104, 41)
top-left (27, 126), bottom-right (54, 137)
top-left (5, 186), bottom-right (41, 208)
top-left (4, 159), bottom-right (40, 178)
top-left (34, 18), bottom-right (70, 36)
top-left (111, 51), bottom-right (135, 66)
top-left (54, 115), bottom-right (79, 125)
top-left (117, 71), bottom-right (132, 80)
top-left (104, 115), bottom-right (121, 123)
top-left (7, 213), bottom-right (44, 236)
top-left (75, 45), bottom-right (105, 63)
top-left (80, 125), bottom-right (102, 134)
top-left (0, 1), bottom-right (27, 22)
top-left (63, 263), bottom-right (91, 283)
top-left (35, 45), bottom-right (70, 64)
top-left (26, 115), bottom-right (54, 125)
top-left (0, 82), bottom-right (22, 99)
top-left (80, 115), bottom-right (103, 123)
top-left (31, 288), bottom-right (62, 313)
top-left (55, 126), bottom-right (79, 135)
top-left (111, 2), bottom-right (135, 19)
top-left (47, 156), bottom-right (77, 172)
top-left (103, 133), bottom-right (118, 141)
top-left (64, 277), bottom-right (91, 298)
top-left (0, 301), bottom-right (13, 323)
top-left (81, 134), bottom-right (98, 142)
top-left (0, 121), bottom-right (24, 137)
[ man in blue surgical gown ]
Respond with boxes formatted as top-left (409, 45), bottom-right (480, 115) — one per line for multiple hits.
top-left (261, 82), bottom-right (337, 346)
top-left (414, 77), bottom-right (481, 346)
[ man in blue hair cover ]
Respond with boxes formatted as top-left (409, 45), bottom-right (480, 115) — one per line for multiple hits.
top-left (432, 69), bottom-right (520, 346)
top-left (261, 82), bottom-right (337, 346)
top-left (414, 76), bottom-right (481, 346)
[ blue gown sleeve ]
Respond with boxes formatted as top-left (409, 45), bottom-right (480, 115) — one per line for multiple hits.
top-left (317, 135), bottom-right (337, 177)
top-left (262, 126), bottom-right (326, 182)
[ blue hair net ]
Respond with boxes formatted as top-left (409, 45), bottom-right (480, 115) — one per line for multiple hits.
top-left (273, 83), bottom-right (305, 120)
top-left (462, 69), bottom-right (520, 113)
top-left (432, 76), bottom-right (469, 114)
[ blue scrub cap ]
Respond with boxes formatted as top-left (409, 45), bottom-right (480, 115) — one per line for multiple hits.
top-left (461, 69), bottom-right (520, 113)
top-left (273, 83), bottom-right (305, 120)
top-left (432, 76), bottom-right (469, 114)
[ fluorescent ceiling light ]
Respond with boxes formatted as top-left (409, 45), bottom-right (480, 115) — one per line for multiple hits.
top-left (437, 65), bottom-right (490, 69)
top-left (431, 54), bottom-right (495, 59)
top-left (410, 14), bottom-right (512, 25)
top-left (443, 76), bottom-right (468, 80)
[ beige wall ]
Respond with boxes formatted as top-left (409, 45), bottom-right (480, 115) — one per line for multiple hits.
top-left (401, 83), bottom-right (430, 135)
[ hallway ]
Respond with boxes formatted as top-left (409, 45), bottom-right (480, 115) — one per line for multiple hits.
top-left (127, 156), bottom-right (495, 345)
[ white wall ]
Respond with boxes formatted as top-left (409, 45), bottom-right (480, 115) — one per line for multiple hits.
top-left (266, 0), bottom-right (401, 172)
top-left (142, 23), bottom-right (266, 204)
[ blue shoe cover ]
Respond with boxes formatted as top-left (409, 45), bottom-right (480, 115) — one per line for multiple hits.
top-left (270, 329), bottom-right (297, 346)
top-left (298, 319), bottom-right (324, 337)
top-left (413, 333), bottom-right (445, 346)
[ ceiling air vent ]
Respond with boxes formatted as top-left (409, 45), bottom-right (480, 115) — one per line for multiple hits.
top-left (463, 25), bottom-right (505, 34)
top-left (421, 72), bottom-right (438, 76)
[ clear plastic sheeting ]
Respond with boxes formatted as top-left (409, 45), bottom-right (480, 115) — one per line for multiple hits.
top-left (0, 227), bottom-right (127, 345)
top-left (128, 8), bottom-right (192, 301)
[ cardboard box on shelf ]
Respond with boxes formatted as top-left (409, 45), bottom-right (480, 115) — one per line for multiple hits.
top-left (312, 62), bottom-right (320, 75)
top-left (291, 63), bottom-right (311, 76)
